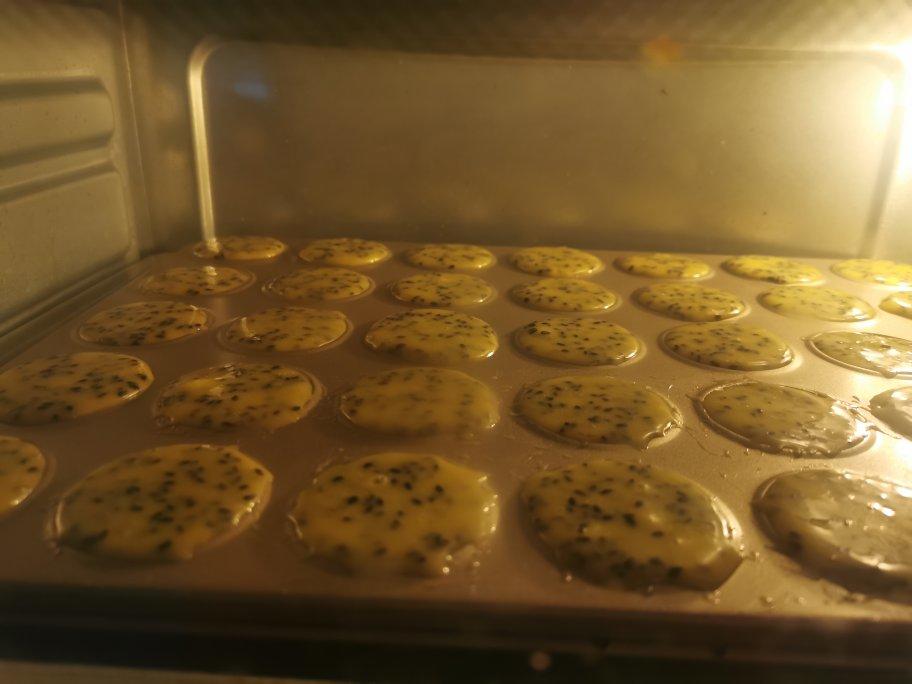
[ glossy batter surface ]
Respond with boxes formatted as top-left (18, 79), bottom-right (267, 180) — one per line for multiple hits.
top-left (754, 469), bottom-right (912, 593)
top-left (266, 267), bottom-right (372, 302)
top-left (511, 247), bottom-right (603, 277)
top-left (193, 235), bottom-right (287, 260)
top-left (522, 460), bottom-right (742, 589)
top-left (340, 368), bottom-right (498, 436)
top-left (298, 238), bottom-right (390, 266)
top-left (634, 283), bottom-right (746, 322)
top-left (614, 253), bottom-right (711, 280)
top-left (870, 386), bottom-right (912, 438)
top-left (0, 436), bottom-right (46, 516)
top-left (0, 353), bottom-right (153, 425)
top-left (154, 362), bottom-right (319, 431)
top-left (881, 292), bottom-right (912, 320)
top-left (514, 318), bottom-right (640, 366)
top-left (391, 272), bottom-right (494, 307)
top-left (832, 258), bottom-right (912, 288)
top-left (79, 301), bottom-right (209, 346)
top-left (405, 244), bottom-right (495, 271)
top-left (364, 309), bottom-right (497, 364)
top-left (223, 307), bottom-right (350, 353)
top-left (515, 375), bottom-right (681, 448)
top-left (512, 278), bottom-right (617, 312)
top-left (141, 266), bottom-right (253, 296)
top-left (53, 444), bottom-right (272, 561)
top-left (663, 322), bottom-right (793, 371)
top-left (290, 452), bottom-right (498, 577)
top-left (722, 255), bottom-right (822, 284)
top-left (698, 381), bottom-right (869, 457)
top-left (808, 331), bottom-right (912, 377)
top-left (759, 286), bottom-right (874, 322)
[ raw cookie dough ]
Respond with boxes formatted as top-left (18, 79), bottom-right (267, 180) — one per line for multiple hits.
top-left (298, 238), bottom-right (390, 266)
top-left (871, 386), bottom-right (912, 438)
top-left (511, 247), bottom-right (603, 277)
top-left (405, 244), bottom-right (496, 271)
top-left (832, 258), bottom-right (912, 288)
top-left (391, 272), bottom-right (494, 307)
top-left (140, 266), bottom-right (252, 296)
top-left (223, 307), bottom-right (350, 353)
top-left (662, 322), bottom-right (793, 371)
top-left (722, 255), bottom-right (823, 284)
top-left (340, 368), bottom-right (498, 436)
top-left (697, 380), bottom-right (869, 457)
top-left (0, 353), bottom-right (153, 425)
top-left (290, 452), bottom-right (498, 577)
top-left (522, 460), bottom-right (742, 589)
top-left (807, 331), bottom-right (912, 378)
top-left (79, 301), bottom-right (209, 346)
top-left (754, 469), bottom-right (912, 593)
top-left (266, 267), bottom-right (373, 302)
top-left (514, 318), bottom-right (640, 366)
top-left (614, 253), bottom-right (711, 280)
top-left (515, 375), bottom-right (681, 448)
top-left (881, 292), bottom-right (912, 320)
top-left (759, 286), bottom-right (874, 322)
top-left (193, 235), bottom-right (287, 260)
top-left (364, 309), bottom-right (497, 364)
top-left (53, 444), bottom-right (272, 561)
top-left (154, 362), bottom-right (320, 431)
top-left (511, 278), bottom-right (617, 312)
top-left (634, 283), bottom-right (746, 322)
top-left (0, 436), bottom-right (46, 516)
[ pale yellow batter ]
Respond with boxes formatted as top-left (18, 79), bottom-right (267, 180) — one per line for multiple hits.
top-left (154, 362), bottom-right (320, 431)
top-left (614, 253), bottom-right (711, 280)
top-left (515, 375), bottom-right (681, 448)
top-left (832, 258), bottom-right (912, 288)
top-left (634, 283), bottom-right (746, 322)
top-left (698, 381), bottom-right (869, 457)
top-left (722, 255), bottom-right (823, 285)
top-left (223, 307), bottom-right (350, 353)
top-left (79, 301), bottom-right (209, 346)
top-left (0, 353), bottom-right (153, 425)
top-left (511, 247), bottom-right (603, 277)
top-left (53, 444), bottom-right (272, 561)
top-left (405, 244), bottom-right (496, 271)
top-left (193, 235), bottom-right (287, 260)
top-left (662, 322), bottom-right (793, 371)
top-left (514, 318), bottom-right (640, 366)
top-left (391, 272), bottom-right (494, 307)
top-left (511, 278), bottom-right (617, 312)
top-left (754, 469), bottom-right (912, 593)
top-left (522, 460), bottom-right (742, 589)
top-left (266, 267), bottom-right (373, 302)
top-left (364, 309), bottom-right (497, 364)
top-left (807, 331), bottom-right (912, 377)
top-left (340, 368), bottom-right (498, 436)
top-left (881, 292), bottom-right (912, 320)
top-left (871, 386), bottom-right (912, 438)
top-left (0, 436), bottom-right (46, 516)
top-left (290, 452), bottom-right (498, 577)
top-left (759, 286), bottom-right (874, 322)
top-left (140, 266), bottom-right (253, 296)
top-left (298, 238), bottom-right (390, 266)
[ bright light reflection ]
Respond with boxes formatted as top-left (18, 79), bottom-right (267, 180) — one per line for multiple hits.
top-left (878, 42), bottom-right (912, 184)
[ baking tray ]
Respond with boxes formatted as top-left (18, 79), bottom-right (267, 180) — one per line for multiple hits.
top-left (1, 241), bottom-right (912, 667)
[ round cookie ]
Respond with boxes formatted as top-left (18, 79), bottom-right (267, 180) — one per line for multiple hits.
top-left (290, 452), bottom-right (498, 577)
top-left (340, 368), bottom-right (498, 436)
top-left (79, 301), bottom-right (209, 346)
top-left (140, 266), bottom-right (252, 296)
top-left (391, 273), bottom-right (494, 307)
top-left (364, 309), bottom-right (497, 365)
top-left (832, 258), bottom-right (912, 288)
top-left (662, 322), bottom-right (793, 371)
top-left (511, 247), bottom-right (603, 277)
top-left (881, 292), bottom-right (912, 320)
top-left (405, 244), bottom-right (495, 271)
top-left (266, 267), bottom-right (372, 302)
top-left (614, 253), bottom-right (711, 280)
top-left (515, 375), bottom-right (681, 448)
top-left (807, 331), bottom-right (912, 378)
top-left (754, 469), bottom-right (912, 593)
top-left (511, 278), bottom-right (617, 312)
top-left (871, 386), bottom-right (912, 438)
top-left (759, 286), bottom-right (874, 322)
top-left (0, 353), bottom-right (153, 425)
top-left (53, 444), bottom-right (272, 561)
top-left (722, 255), bottom-right (822, 285)
top-left (298, 238), bottom-right (390, 267)
top-left (154, 362), bottom-right (320, 431)
top-left (514, 318), bottom-right (640, 366)
top-left (522, 460), bottom-right (742, 590)
top-left (193, 235), bottom-right (287, 260)
top-left (634, 283), bottom-right (746, 322)
top-left (697, 380), bottom-right (869, 457)
top-left (222, 307), bottom-right (350, 353)
top-left (0, 436), bottom-right (46, 516)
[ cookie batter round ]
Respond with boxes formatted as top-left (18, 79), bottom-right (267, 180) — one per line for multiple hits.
top-left (405, 244), bottom-right (495, 271)
top-left (391, 272), bottom-right (494, 307)
top-left (222, 307), bottom-right (350, 353)
top-left (759, 286), bottom-right (874, 322)
top-left (0, 436), bottom-right (46, 516)
top-left (193, 235), bottom-right (287, 260)
top-left (266, 267), bottom-right (373, 302)
top-left (614, 253), bottom-right (711, 280)
top-left (832, 258), bottom-right (912, 288)
top-left (141, 266), bottom-right (253, 296)
top-left (511, 247), bottom-right (603, 277)
top-left (662, 322), bottom-right (793, 371)
top-left (79, 301), bottom-right (209, 346)
top-left (298, 238), bottom-right (390, 267)
top-left (512, 278), bottom-right (617, 312)
top-left (514, 318), bottom-right (640, 366)
top-left (634, 283), bottom-right (746, 322)
top-left (807, 331), bottom-right (912, 378)
top-left (365, 309), bottom-right (497, 364)
top-left (722, 255), bottom-right (822, 285)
